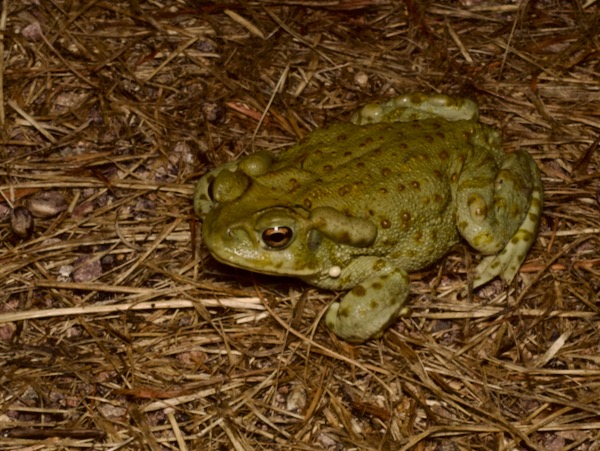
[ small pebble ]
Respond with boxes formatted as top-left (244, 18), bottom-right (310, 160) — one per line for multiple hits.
top-left (27, 191), bottom-right (68, 218)
top-left (10, 206), bottom-right (34, 238)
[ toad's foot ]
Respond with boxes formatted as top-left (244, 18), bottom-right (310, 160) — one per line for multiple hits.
top-left (351, 93), bottom-right (479, 125)
top-left (473, 166), bottom-right (543, 287)
top-left (323, 259), bottom-right (410, 343)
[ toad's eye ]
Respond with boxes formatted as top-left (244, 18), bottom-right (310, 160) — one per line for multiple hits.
top-left (262, 226), bottom-right (293, 248)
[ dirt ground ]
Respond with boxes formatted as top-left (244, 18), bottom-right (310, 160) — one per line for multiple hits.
top-left (1, 1), bottom-right (600, 450)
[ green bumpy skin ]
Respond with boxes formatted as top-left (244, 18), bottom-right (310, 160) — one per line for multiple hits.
top-left (195, 93), bottom-right (543, 343)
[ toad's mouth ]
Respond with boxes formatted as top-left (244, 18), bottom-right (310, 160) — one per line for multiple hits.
top-left (208, 245), bottom-right (319, 278)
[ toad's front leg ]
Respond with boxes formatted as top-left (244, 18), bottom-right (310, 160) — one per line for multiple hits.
top-left (323, 258), bottom-right (411, 343)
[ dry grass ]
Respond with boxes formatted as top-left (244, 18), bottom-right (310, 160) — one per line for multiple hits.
top-left (1, 1), bottom-right (599, 450)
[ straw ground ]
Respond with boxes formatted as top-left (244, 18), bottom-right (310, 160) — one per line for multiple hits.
top-left (1, 1), bottom-right (599, 450)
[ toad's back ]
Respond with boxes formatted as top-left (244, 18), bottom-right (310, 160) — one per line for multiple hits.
top-left (250, 119), bottom-right (504, 270)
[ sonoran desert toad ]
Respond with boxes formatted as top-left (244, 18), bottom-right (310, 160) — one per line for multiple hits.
top-left (195, 93), bottom-right (543, 343)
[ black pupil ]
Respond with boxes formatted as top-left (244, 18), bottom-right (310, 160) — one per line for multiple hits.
top-left (263, 227), bottom-right (292, 247)
top-left (269, 231), bottom-right (287, 244)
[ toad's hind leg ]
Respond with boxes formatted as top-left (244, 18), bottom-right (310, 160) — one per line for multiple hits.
top-left (457, 150), bottom-right (543, 287)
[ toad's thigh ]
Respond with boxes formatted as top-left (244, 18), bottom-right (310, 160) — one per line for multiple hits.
top-left (456, 151), bottom-right (537, 254)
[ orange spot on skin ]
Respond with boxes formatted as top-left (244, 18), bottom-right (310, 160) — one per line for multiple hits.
top-left (352, 285), bottom-right (366, 297)
top-left (359, 137), bottom-right (374, 147)
top-left (401, 212), bottom-right (411, 230)
top-left (339, 185), bottom-right (352, 196)
top-left (372, 260), bottom-right (386, 271)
